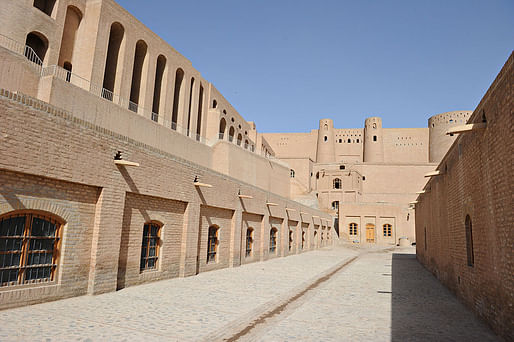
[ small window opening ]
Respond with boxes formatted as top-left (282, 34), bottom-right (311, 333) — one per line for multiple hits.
top-left (383, 224), bottom-right (392, 237)
top-left (33, 0), bottom-right (56, 16)
top-left (324, 136), bottom-right (328, 142)
top-left (339, 165), bottom-right (345, 170)
top-left (212, 100), bottom-right (217, 108)
top-left (465, 215), bottom-right (474, 266)
top-left (245, 228), bottom-right (253, 257)
top-left (349, 223), bottom-right (358, 236)
top-left (269, 228), bottom-right (278, 253)
top-left (333, 178), bottom-right (342, 189)
top-left (373, 135), bottom-right (377, 142)
top-left (331, 201), bottom-right (339, 210)
top-left (207, 226), bottom-right (219, 263)
top-left (140, 222), bottom-right (161, 271)
top-left (290, 169), bottom-right (295, 178)
top-left (347, 139), bottom-right (351, 143)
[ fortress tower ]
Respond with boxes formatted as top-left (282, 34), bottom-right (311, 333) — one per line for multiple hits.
top-left (428, 111), bottom-right (472, 163)
top-left (363, 117), bottom-right (384, 163)
top-left (316, 119), bottom-right (336, 163)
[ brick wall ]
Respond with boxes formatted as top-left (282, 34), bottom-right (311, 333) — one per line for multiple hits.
top-left (415, 52), bottom-right (513, 340)
top-left (0, 90), bottom-right (334, 309)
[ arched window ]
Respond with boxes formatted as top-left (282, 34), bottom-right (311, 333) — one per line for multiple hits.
top-left (212, 100), bottom-right (217, 108)
top-left (331, 201), bottom-right (339, 210)
top-left (244, 140), bottom-right (249, 149)
top-left (33, 0), bottom-right (56, 16)
top-left (333, 178), bottom-right (342, 189)
top-left (140, 222), bottom-right (161, 271)
top-left (129, 40), bottom-right (148, 112)
top-left (314, 231), bottom-right (318, 247)
top-left (373, 135), bottom-right (377, 142)
top-left (171, 68), bottom-right (184, 129)
top-left (349, 223), bottom-right (358, 236)
top-left (465, 215), bottom-right (474, 266)
top-left (269, 228), bottom-right (278, 253)
top-left (207, 225), bottom-right (219, 263)
top-left (383, 224), bottom-right (392, 237)
top-left (151, 55), bottom-right (167, 122)
top-left (301, 231), bottom-right (306, 250)
top-left (290, 169), bottom-right (295, 178)
top-left (102, 22), bottom-right (125, 101)
top-left (324, 136), bottom-right (328, 142)
top-left (245, 228), bottom-right (253, 257)
top-left (25, 32), bottom-right (48, 65)
top-left (237, 133), bottom-right (242, 146)
top-left (0, 211), bottom-right (64, 287)
top-left (58, 6), bottom-right (82, 77)
top-left (289, 230), bottom-right (293, 251)
top-left (228, 126), bottom-right (235, 142)
top-left (219, 118), bottom-right (227, 140)
top-left (196, 84), bottom-right (204, 141)
top-left (186, 77), bottom-right (195, 135)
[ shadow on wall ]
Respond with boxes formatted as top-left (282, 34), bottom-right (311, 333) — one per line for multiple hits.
top-left (390, 253), bottom-right (498, 342)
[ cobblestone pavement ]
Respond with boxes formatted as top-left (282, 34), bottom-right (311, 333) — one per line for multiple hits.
top-left (0, 246), bottom-right (499, 342)
top-left (236, 248), bottom-right (499, 342)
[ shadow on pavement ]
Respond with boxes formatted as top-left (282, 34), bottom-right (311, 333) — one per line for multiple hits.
top-left (391, 252), bottom-right (498, 342)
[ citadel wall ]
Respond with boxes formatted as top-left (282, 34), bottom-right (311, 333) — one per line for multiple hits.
top-left (0, 90), bottom-right (333, 309)
top-left (415, 53), bottom-right (513, 340)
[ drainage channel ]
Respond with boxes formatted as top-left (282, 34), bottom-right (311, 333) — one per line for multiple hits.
top-left (223, 255), bottom-right (359, 342)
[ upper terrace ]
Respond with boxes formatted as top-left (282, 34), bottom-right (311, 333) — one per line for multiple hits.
top-left (0, 0), bottom-right (290, 195)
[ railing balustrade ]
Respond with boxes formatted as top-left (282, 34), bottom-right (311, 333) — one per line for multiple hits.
top-left (0, 33), bottom-right (267, 152)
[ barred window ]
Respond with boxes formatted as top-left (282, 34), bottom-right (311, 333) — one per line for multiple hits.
top-left (245, 228), bottom-right (253, 257)
top-left (333, 178), bottom-right (342, 189)
top-left (383, 224), bottom-right (392, 237)
top-left (0, 211), bottom-right (63, 287)
top-left (269, 228), bottom-right (278, 253)
top-left (140, 222), bottom-right (161, 271)
top-left (349, 223), bottom-right (358, 236)
top-left (207, 225), bottom-right (219, 263)
top-left (301, 231), bottom-right (306, 250)
top-left (288, 229), bottom-right (293, 251)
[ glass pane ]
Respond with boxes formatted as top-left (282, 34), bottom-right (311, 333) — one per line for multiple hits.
top-left (31, 218), bottom-right (56, 237)
top-left (0, 253), bottom-right (20, 268)
top-left (0, 269), bottom-right (19, 285)
top-left (149, 238), bottom-right (156, 247)
top-left (140, 258), bottom-right (145, 270)
top-left (0, 216), bottom-right (25, 236)
top-left (151, 225), bottom-right (158, 237)
top-left (147, 258), bottom-right (155, 269)
top-left (143, 225), bottom-right (149, 237)
top-left (0, 238), bottom-right (22, 252)
top-left (25, 266), bottom-right (51, 281)
top-left (149, 247), bottom-right (156, 257)
top-left (29, 239), bottom-right (54, 251)
top-left (141, 247), bottom-right (147, 258)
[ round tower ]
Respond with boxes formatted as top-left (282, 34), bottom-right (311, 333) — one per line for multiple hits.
top-left (316, 119), bottom-right (336, 163)
top-left (428, 111), bottom-right (472, 163)
top-left (363, 117), bottom-right (384, 163)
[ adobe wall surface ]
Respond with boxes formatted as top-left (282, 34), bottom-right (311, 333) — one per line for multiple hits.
top-left (415, 53), bottom-right (513, 340)
top-left (0, 91), bottom-right (334, 309)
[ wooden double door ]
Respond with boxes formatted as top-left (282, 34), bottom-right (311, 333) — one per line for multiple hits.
top-left (366, 224), bottom-right (375, 243)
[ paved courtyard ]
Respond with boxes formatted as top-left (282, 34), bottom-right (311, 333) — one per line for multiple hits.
top-left (0, 246), bottom-right (499, 341)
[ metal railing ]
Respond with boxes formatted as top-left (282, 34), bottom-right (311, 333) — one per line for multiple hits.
top-left (0, 33), bottom-right (262, 149)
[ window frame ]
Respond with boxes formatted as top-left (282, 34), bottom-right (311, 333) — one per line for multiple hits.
top-left (207, 225), bottom-right (219, 263)
top-left (269, 227), bottom-right (278, 253)
top-left (140, 221), bottom-right (161, 272)
top-left (465, 215), bottom-right (474, 267)
top-left (0, 210), bottom-right (64, 288)
top-left (349, 222), bottom-right (358, 236)
top-left (245, 228), bottom-right (253, 258)
top-left (333, 178), bottom-right (342, 189)
top-left (383, 224), bottom-right (392, 237)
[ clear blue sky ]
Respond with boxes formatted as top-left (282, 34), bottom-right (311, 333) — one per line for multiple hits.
top-left (117, 0), bottom-right (513, 132)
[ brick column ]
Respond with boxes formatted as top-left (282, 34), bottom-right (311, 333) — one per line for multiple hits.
top-left (179, 202), bottom-right (201, 277)
top-left (87, 186), bottom-right (126, 295)
top-left (230, 208), bottom-right (243, 268)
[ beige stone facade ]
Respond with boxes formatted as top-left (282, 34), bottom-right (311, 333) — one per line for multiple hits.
top-left (0, 0), bottom-right (334, 309)
top-left (263, 113), bottom-right (472, 246)
top-left (415, 53), bottom-right (513, 341)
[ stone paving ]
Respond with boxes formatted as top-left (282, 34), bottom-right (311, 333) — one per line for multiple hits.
top-left (0, 246), bottom-right (500, 341)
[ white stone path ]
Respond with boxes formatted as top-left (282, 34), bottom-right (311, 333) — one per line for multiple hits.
top-left (0, 246), bottom-right (499, 341)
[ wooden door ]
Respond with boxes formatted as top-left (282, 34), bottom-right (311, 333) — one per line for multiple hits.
top-left (366, 224), bottom-right (375, 243)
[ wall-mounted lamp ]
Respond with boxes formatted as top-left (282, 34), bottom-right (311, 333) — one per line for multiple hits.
top-left (193, 176), bottom-right (213, 188)
top-left (113, 151), bottom-right (140, 167)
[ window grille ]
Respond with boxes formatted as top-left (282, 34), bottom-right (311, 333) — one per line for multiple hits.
top-left (245, 228), bottom-right (253, 257)
top-left (0, 212), bottom-right (62, 287)
top-left (140, 222), bottom-right (160, 271)
top-left (383, 224), bottom-right (392, 237)
top-left (269, 228), bottom-right (277, 253)
top-left (207, 226), bottom-right (219, 263)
